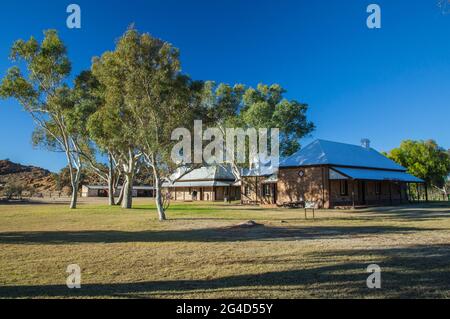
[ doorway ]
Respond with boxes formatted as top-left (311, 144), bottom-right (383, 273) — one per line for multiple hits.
top-left (359, 181), bottom-right (367, 205)
top-left (272, 184), bottom-right (277, 204)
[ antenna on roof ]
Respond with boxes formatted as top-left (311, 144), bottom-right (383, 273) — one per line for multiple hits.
top-left (361, 138), bottom-right (371, 149)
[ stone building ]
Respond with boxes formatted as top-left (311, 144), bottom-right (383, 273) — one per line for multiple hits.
top-left (241, 139), bottom-right (423, 208)
top-left (162, 165), bottom-right (241, 202)
top-left (81, 185), bottom-right (154, 198)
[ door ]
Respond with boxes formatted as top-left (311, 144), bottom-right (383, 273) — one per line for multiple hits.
top-left (359, 181), bottom-right (366, 205)
top-left (272, 184), bottom-right (277, 204)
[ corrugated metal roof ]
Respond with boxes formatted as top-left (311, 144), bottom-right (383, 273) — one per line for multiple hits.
top-left (163, 164), bottom-right (238, 187)
top-left (82, 185), bottom-right (107, 190)
top-left (163, 181), bottom-right (235, 188)
top-left (132, 186), bottom-right (155, 190)
top-left (329, 169), bottom-right (348, 180)
top-left (241, 156), bottom-right (279, 177)
top-left (332, 167), bottom-right (423, 182)
top-left (280, 139), bottom-right (406, 171)
top-left (241, 167), bottom-right (278, 177)
top-left (178, 165), bottom-right (236, 181)
top-left (83, 185), bottom-right (154, 190)
top-left (262, 174), bottom-right (278, 184)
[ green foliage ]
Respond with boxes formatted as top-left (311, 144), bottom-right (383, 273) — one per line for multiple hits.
top-left (203, 83), bottom-right (315, 157)
top-left (54, 166), bottom-right (101, 193)
top-left (6, 30), bottom-right (96, 157)
top-left (388, 140), bottom-right (450, 187)
top-left (89, 31), bottom-right (141, 159)
top-left (0, 30), bottom-right (93, 208)
top-left (0, 29), bottom-right (73, 150)
top-left (201, 82), bottom-right (245, 126)
top-left (1, 30), bottom-right (71, 106)
top-left (1, 27), bottom-right (315, 211)
top-left (91, 27), bottom-right (202, 174)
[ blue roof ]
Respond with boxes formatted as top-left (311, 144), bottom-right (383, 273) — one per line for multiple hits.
top-left (280, 140), bottom-right (406, 171)
top-left (332, 167), bottom-right (423, 183)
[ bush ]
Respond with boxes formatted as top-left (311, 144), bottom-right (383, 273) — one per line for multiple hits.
top-left (2, 183), bottom-right (25, 200)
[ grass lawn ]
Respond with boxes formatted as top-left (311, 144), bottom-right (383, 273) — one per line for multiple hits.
top-left (0, 200), bottom-right (450, 299)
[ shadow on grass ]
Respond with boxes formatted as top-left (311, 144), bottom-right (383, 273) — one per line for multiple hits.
top-left (133, 206), bottom-right (269, 212)
top-left (1, 244), bottom-right (449, 298)
top-left (0, 225), bottom-right (436, 244)
top-left (0, 199), bottom-right (71, 206)
top-left (360, 203), bottom-right (450, 221)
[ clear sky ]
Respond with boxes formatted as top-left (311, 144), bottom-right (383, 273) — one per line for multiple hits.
top-left (0, 0), bottom-right (449, 172)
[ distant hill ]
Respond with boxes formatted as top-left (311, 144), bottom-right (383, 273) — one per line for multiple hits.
top-left (0, 159), bottom-right (154, 196)
top-left (0, 160), bottom-right (57, 193)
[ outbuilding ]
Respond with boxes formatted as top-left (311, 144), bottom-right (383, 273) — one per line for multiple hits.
top-left (81, 185), bottom-right (154, 198)
top-left (163, 165), bottom-right (241, 202)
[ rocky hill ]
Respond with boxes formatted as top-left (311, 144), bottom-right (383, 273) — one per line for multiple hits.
top-left (0, 160), bottom-right (57, 193)
top-left (0, 159), bottom-right (153, 196)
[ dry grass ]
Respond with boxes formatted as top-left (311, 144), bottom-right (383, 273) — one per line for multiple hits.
top-left (0, 199), bottom-right (450, 299)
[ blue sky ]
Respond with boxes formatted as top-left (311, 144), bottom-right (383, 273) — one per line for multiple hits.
top-left (0, 0), bottom-right (449, 172)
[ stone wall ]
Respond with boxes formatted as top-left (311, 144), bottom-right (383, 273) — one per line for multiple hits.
top-left (241, 176), bottom-right (277, 205)
top-left (164, 186), bottom-right (240, 201)
top-left (242, 165), bottom-right (411, 208)
top-left (276, 166), bottom-right (330, 208)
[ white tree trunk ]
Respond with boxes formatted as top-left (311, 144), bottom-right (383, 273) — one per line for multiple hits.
top-left (108, 178), bottom-right (115, 206)
top-left (116, 184), bottom-right (124, 206)
top-left (154, 177), bottom-right (166, 221)
top-left (121, 150), bottom-right (137, 209)
top-left (107, 155), bottom-right (116, 206)
top-left (121, 174), bottom-right (134, 209)
top-left (69, 168), bottom-right (81, 209)
top-left (144, 153), bottom-right (167, 221)
top-left (70, 186), bottom-right (78, 209)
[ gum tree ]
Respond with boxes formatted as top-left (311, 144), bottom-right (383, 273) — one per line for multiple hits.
top-left (0, 30), bottom-right (84, 209)
top-left (87, 100), bottom-right (129, 207)
top-left (203, 82), bottom-right (315, 179)
top-left (89, 29), bottom-right (156, 209)
top-left (73, 71), bottom-right (122, 206)
top-left (91, 31), bottom-right (146, 209)
top-left (102, 27), bottom-right (202, 219)
top-left (388, 140), bottom-right (450, 200)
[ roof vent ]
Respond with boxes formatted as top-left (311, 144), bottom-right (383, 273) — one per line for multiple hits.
top-left (361, 138), bottom-right (371, 149)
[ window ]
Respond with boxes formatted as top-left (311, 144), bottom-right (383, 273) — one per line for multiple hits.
top-left (263, 184), bottom-right (272, 196)
top-left (98, 189), bottom-right (108, 197)
top-left (375, 182), bottom-right (382, 195)
top-left (244, 186), bottom-right (250, 196)
top-left (340, 180), bottom-right (349, 196)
